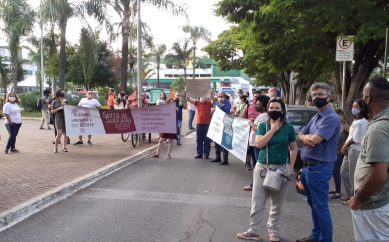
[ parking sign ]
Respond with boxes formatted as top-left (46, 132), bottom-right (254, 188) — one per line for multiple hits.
top-left (336, 36), bottom-right (354, 61)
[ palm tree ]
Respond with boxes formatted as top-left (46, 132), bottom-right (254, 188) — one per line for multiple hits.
top-left (85, 0), bottom-right (186, 92)
top-left (41, 0), bottom-right (74, 89)
top-left (164, 39), bottom-right (193, 82)
top-left (153, 44), bottom-right (166, 88)
top-left (0, 0), bottom-right (35, 92)
top-left (182, 25), bottom-right (211, 81)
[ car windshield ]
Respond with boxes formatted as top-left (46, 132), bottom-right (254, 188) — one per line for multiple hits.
top-left (287, 109), bottom-right (316, 127)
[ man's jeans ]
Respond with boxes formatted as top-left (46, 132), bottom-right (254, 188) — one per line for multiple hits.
top-left (301, 162), bottom-right (333, 242)
top-left (351, 202), bottom-right (389, 241)
top-left (196, 124), bottom-right (211, 157)
top-left (5, 123), bottom-right (22, 151)
top-left (188, 110), bottom-right (195, 129)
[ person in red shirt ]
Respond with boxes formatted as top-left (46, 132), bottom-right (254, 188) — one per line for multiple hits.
top-left (107, 88), bottom-right (116, 110)
top-left (188, 96), bottom-right (213, 159)
top-left (126, 87), bottom-right (148, 108)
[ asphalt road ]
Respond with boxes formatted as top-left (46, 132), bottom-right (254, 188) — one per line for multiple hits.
top-left (0, 133), bottom-right (355, 242)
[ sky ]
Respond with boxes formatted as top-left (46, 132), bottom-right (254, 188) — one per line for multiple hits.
top-left (18, 0), bottom-right (232, 55)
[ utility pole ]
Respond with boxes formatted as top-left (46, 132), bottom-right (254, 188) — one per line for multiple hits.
top-left (384, 26), bottom-right (388, 78)
top-left (40, 0), bottom-right (45, 96)
top-left (136, 0), bottom-right (142, 109)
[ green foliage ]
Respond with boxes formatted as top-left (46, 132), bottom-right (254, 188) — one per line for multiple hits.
top-left (18, 92), bottom-right (40, 112)
top-left (171, 77), bottom-right (186, 95)
top-left (65, 94), bottom-right (81, 106)
top-left (164, 39), bottom-right (192, 70)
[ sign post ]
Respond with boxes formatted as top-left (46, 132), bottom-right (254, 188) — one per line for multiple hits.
top-left (336, 36), bottom-right (354, 109)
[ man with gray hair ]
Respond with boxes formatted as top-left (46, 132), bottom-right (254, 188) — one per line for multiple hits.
top-left (297, 82), bottom-right (341, 242)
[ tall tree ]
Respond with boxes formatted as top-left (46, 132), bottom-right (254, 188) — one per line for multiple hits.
top-left (41, 0), bottom-right (74, 89)
top-left (165, 39), bottom-right (193, 82)
top-left (85, 0), bottom-right (186, 92)
top-left (182, 25), bottom-right (211, 82)
top-left (153, 44), bottom-right (166, 87)
top-left (0, 0), bottom-right (34, 93)
top-left (0, 56), bottom-right (11, 99)
top-left (78, 28), bottom-right (98, 90)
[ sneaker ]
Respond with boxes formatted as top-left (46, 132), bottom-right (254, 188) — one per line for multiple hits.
top-left (10, 149), bottom-right (20, 153)
top-left (87, 140), bottom-right (92, 145)
top-left (330, 193), bottom-right (341, 199)
top-left (204, 156), bottom-right (209, 159)
top-left (237, 231), bottom-right (261, 241)
top-left (73, 141), bottom-right (83, 145)
top-left (243, 185), bottom-right (253, 191)
top-left (176, 142), bottom-right (182, 145)
top-left (296, 236), bottom-right (315, 242)
top-left (194, 155), bottom-right (203, 159)
top-left (39, 127), bottom-right (45, 130)
top-left (210, 159), bottom-right (221, 163)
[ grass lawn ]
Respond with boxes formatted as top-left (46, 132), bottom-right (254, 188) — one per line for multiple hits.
top-left (22, 111), bottom-right (42, 118)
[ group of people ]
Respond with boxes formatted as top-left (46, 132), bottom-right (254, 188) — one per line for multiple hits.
top-left (235, 79), bottom-right (389, 242)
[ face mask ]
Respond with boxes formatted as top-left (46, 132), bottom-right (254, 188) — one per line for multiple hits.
top-left (268, 110), bottom-right (282, 120)
top-left (199, 97), bottom-right (204, 102)
top-left (313, 97), bottom-right (328, 108)
top-left (351, 108), bottom-right (360, 116)
top-left (58, 93), bottom-right (65, 98)
top-left (218, 97), bottom-right (224, 103)
top-left (8, 97), bottom-right (16, 102)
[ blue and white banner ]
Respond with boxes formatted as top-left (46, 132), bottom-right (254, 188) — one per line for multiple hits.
top-left (207, 107), bottom-right (250, 162)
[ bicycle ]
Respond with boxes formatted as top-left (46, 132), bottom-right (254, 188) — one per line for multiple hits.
top-left (121, 132), bottom-right (131, 142)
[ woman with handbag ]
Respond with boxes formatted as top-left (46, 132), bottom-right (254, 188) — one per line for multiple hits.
top-left (237, 97), bottom-right (297, 242)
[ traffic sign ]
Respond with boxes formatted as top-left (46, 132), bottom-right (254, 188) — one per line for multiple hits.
top-left (336, 36), bottom-right (354, 61)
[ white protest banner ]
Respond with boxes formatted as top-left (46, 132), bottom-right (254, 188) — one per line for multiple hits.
top-left (207, 107), bottom-right (250, 162)
top-left (64, 103), bottom-right (176, 136)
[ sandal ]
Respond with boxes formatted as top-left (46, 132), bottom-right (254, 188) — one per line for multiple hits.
top-left (237, 231), bottom-right (261, 241)
top-left (269, 232), bottom-right (280, 242)
top-left (330, 193), bottom-right (341, 199)
top-left (62, 148), bottom-right (68, 152)
top-left (151, 154), bottom-right (159, 158)
top-left (167, 155), bottom-right (172, 159)
top-left (54, 149), bottom-right (58, 153)
top-left (340, 196), bottom-right (350, 201)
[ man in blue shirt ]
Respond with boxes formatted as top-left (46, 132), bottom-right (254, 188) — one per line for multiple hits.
top-left (211, 92), bottom-right (232, 165)
top-left (297, 83), bottom-right (340, 242)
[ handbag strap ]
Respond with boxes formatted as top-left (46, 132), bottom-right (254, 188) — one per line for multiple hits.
top-left (266, 123), bottom-right (269, 165)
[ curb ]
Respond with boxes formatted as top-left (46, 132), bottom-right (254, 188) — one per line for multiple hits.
top-left (0, 145), bottom-right (157, 232)
top-left (0, 129), bottom-right (196, 232)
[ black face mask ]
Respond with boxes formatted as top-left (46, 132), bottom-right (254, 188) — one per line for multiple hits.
top-left (268, 110), bottom-right (282, 120)
top-left (58, 93), bottom-right (65, 98)
top-left (313, 97), bottom-right (328, 108)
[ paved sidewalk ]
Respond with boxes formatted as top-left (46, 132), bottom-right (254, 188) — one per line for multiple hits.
top-left (0, 112), bottom-right (193, 215)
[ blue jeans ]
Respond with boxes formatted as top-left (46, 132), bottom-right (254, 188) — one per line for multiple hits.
top-left (332, 153), bottom-right (343, 193)
top-left (196, 124), bottom-right (211, 157)
top-left (188, 110), bottom-right (195, 129)
top-left (5, 123), bottom-right (22, 151)
top-left (301, 162), bottom-right (334, 242)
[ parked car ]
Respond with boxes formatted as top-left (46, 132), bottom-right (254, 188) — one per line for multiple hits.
top-left (145, 88), bottom-right (171, 105)
top-left (286, 105), bottom-right (317, 170)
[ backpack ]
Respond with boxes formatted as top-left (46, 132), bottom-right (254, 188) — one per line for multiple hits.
top-left (37, 97), bottom-right (43, 110)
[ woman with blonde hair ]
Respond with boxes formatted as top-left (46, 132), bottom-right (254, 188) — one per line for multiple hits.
top-left (3, 92), bottom-right (22, 154)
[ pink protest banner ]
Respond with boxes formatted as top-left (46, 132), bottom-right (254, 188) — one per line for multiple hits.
top-left (64, 103), bottom-right (176, 136)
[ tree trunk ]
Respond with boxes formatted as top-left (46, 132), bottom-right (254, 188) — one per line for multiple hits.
top-left (296, 84), bottom-right (307, 105)
top-left (192, 45), bottom-right (196, 81)
top-left (343, 40), bottom-right (385, 122)
top-left (280, 71), bottom-right (290, 104)
top-left (121, 6), bottom-right (130, 92)
top-left (59, 19), bottom-right (67, 89)
top-left (334, 62), bottom-right (342, 106)
top-left (10, 48), bottom-right (18, 92)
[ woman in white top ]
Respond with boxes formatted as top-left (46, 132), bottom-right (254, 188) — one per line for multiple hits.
top-left (340, 99), bottom-right (368, 202)
top-left (156, 92), bottom-right (167, 106)
top-left (3, 92), bottom-right (22, 154)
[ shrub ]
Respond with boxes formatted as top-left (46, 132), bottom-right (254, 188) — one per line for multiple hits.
top-left (18, 92), bottom-right (40, 112)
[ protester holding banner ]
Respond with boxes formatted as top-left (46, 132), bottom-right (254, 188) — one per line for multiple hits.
top-left (152, 98), bottom-right (177, 159)
top-left (51, 89), bottom-right (69, 153)
top-left (210, 92), bottom-right (231, 165)
top-left (189, 96), bottom-right (213, 159)
top-left (126, 87), bottom-right (148, 108)
top-left (73, 91), bottom-right (102, 146)
top-left (243, 94), bottom-right (270, 191)
top-left (237, 97), bottom-right (297, 242)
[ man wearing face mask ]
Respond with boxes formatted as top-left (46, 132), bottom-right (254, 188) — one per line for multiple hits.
top-left (188, 95), bottom-right (213, 159)
top-left (174, 93), bottom-right (187, 145)
top-left (297, 83), bottom-right (341, 242)
top-left (211, 92), bottom-right (231, 165)
top-left (347, 77), bottom-right (389, 241)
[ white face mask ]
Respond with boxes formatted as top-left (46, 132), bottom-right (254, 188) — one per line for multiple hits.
top-left (199, 97), bottom-right (205, 102)
top-left (8, 97), bottom-right (16, 102)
